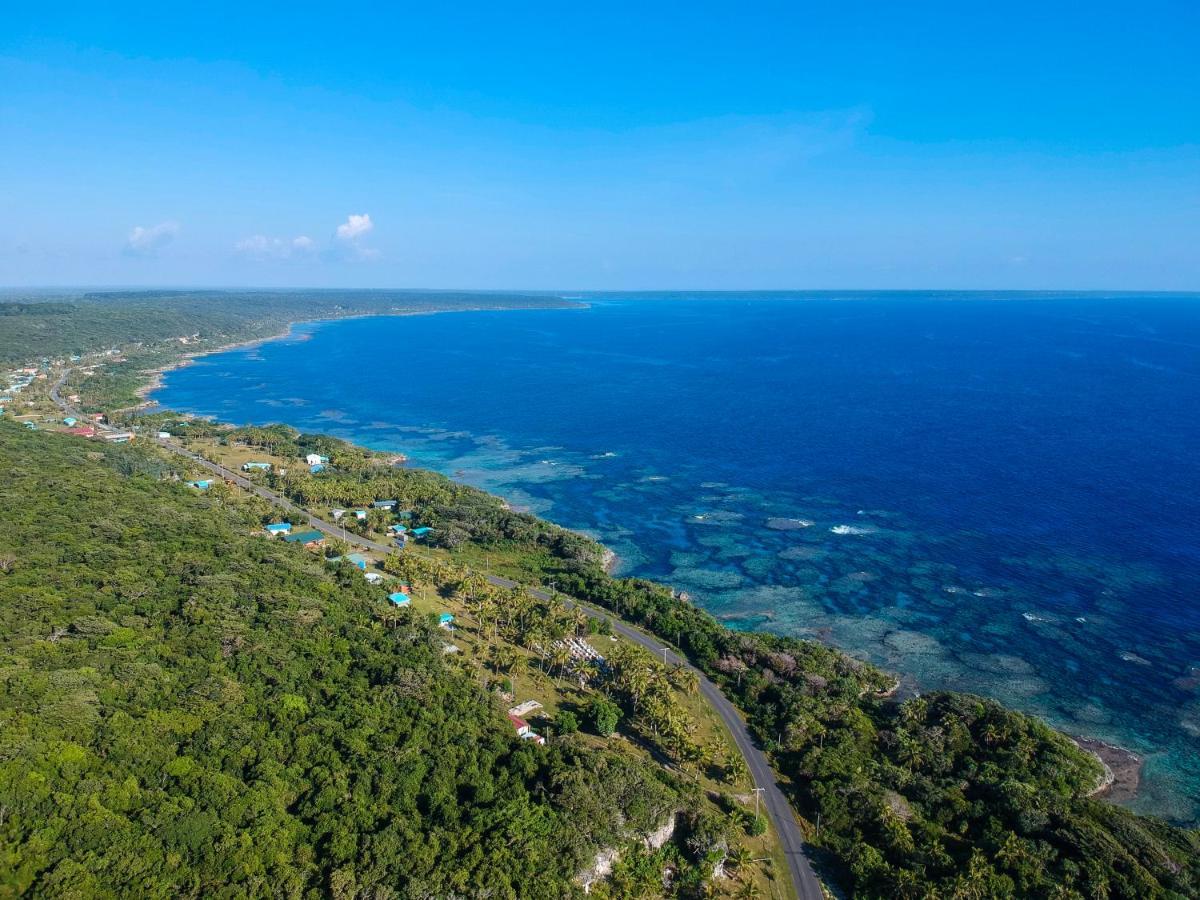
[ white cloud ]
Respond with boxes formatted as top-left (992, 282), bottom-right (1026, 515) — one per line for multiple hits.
top-left (235, 233), bottom-right (318, 260)
top-left (125, 221), bottom-right (179, 256)
top-left (336, 213), bottom-right (373, 241)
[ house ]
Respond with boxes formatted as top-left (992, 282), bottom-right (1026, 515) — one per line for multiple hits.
top-left (372, 499), bottom-right (398, 510)
top-left (23, 422), bottom-right (36, 430)
top-left (387, 523), bottom-right (407, 535)
top-left (67, 426), bottom-right (96, 437)
top-left (388, 592), bottom-right (411, 606)
top-left (102, 432), bottom-right (135, 443)
top-left (438, 612), bottom-right (454, 629)
top-left (330, 508), bottom-right (347, 520)
top-left (412, 527), bottom-right (433, 537)
top-left (265, 522), bottom-right (292, 535)
top-left (354, 510), bottom-right (368, 520)
top-left (507, 714), bottom-right (532, 737)
top-left (309, 464), bottom-right (325, 474)
top-left (521, 732), bottom-right (546, 746)
top-left (304, 453), bottom-right (329, 466)
top-left (156, 431), bottom-right (171, 439)
top-left (186, 479), bottom-right (213, 490)
top-left (62, 417), bottom-right (77, 427)
top-left (242, 461), bottom-right (271, 472)
top-left (283, 530), bottom-right (325, 548)
top-left (364, 572), bottom-right (384, 585)
top-left (328, 552), bottom-right (368, 569)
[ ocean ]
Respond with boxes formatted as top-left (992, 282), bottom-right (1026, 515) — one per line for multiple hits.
top-left (152, 292), bottom-right (1200, 822)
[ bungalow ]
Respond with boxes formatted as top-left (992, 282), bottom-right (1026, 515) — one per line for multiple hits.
top-left (62, 416), bottom-right (77, 427)
top-left (438, 612), bottom-right (454, 629)
top-left (283, 529), bottom-right (325, 548)
top-left (23, 422), bottom-right (36, 430)
top-left (353, 510), bottom-right (368, 521)
top-left (507, 714), bottom-right (532, 737)
top-left (330, 508), bottom-right (347, 520)
top-left (411, 526), bottom-right (433, 537)
top-left (328, 552), bottom-right (368, 570)
top-left (265, 522), bottom-right (292, 535)
top-left (372, 499), bottom-right (398, 510)
top-left (304, 453), bottom-right (329, 466)
top-left (242, 461), bottom-right (271, 472)
top-left (186, 479), bottom-right (213, 490)
top-left (364, 572), bottom-right (384, 585)
top-left (387, 523), bottom-right (408, 535)
top-left (521, 732), bottom-right (546, 746)
top-left (388, 592), bottom-right (411, 606)
top-left (67, 426), bottom-right (96, 437)
top-left (102, 432), bottom-right (135, 443)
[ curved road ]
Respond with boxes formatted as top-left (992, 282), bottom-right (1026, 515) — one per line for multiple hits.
top-left (51, 371), bottom-right (824, 900)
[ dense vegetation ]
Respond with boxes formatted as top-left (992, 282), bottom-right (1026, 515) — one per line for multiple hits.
top-left (0, 425), bottom-right (719, 898)
top-left (158, 420), bottom-right (1200, 896)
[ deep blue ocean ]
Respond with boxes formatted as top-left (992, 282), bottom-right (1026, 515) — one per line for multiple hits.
top-left (153, 293), bottom-right (1200, 821)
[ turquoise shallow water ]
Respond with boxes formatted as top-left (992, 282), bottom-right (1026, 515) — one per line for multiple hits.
top-left (153, 293), bottom-right (1200, 822)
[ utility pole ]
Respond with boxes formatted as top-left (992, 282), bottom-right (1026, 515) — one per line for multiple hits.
top-left (751, 787), bottom-right (765, 821)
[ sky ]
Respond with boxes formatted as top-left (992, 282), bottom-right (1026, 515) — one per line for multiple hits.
top-left (1, 2), bottom-right (1198, 290)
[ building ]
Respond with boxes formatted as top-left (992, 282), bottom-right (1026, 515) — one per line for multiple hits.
top-left (305, 453), bottom-right (329, 466)
top-left (309, 464), bottom-right (325, 474)
top-left (328, 552), bottom-right (368, 569)
top-left (330, 508), bottom-right (347, 520)
top-left (507, 714), bottom-right (532, 737)
top-left (156, 431), bottom-right (171, 439)
top-left (412, 526), bottom-right (433, 537)
top-left (102, 431), bottom-right (135, 443)
top-left (354, 510), bottom-right (368, 520)
top-left (67, 426), bottom-right (96, 437)
top-left (283, 529), bottom-right (325, 548)
top-left (438, 612), bottom-right (454, 629)
top-left (388, 592), bottom-right (411, 606)
top-left (387, 523), bottom-right (407, 535)
top-left (364, 572), bottom-right (384, 584)
top-left (265, 522), bottom-right (292, 535)
top-left (62, 417), bottom-right (77, 427)
top-left (186, 479), bottom-right (213, 490)
top-left (242, 461), bottom-right (271, 472)
top-left (372, 499), bottom-right (398, 510)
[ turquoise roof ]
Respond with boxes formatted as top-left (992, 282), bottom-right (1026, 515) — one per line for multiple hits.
top-left (283, 529), bottom-right (324, 543)
top-left (388, 592), bottom-right (411, 605)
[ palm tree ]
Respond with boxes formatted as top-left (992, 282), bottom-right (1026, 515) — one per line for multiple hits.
top-left (549, 643), bottom-right (573, 685)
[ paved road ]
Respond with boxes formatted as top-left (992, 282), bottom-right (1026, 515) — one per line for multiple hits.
top-left (51, 371), bottom-right (823, 900)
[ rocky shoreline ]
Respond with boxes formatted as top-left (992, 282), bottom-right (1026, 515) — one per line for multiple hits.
top-left (1075, 736), bottom-right (1143, 803)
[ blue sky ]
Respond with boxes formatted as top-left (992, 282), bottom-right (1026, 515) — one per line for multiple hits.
top-left (2, 2), bottom-right (1197, 289)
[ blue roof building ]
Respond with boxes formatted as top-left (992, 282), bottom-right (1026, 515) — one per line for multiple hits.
top-left (265, 522), bottom-right (292, 535)
top-left (388, 592), bottom-right (411, 606)
top-left (63, 417), bottom-right (77, 426)
top-left (372, 499), bottom-right (398, 509)
top-left (412, 527), bottom-right (433, 537)
top-left (187, 479), bottom-right (213, 490)
top-left (438, 612), bottom-right (454, 627)
top-left (310, 463), bottom-right (325, 473)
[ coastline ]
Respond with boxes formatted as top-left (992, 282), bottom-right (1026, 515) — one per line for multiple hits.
top-left (133, 302), bottom-right (590, 407)
top-left (133, 304), bottom-right (1150, 811)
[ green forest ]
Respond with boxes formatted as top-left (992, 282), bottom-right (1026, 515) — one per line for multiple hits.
top-left (0, 426), bottom-right (726, 898)
top-left (182, 420), bottom-right (1200, 897)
